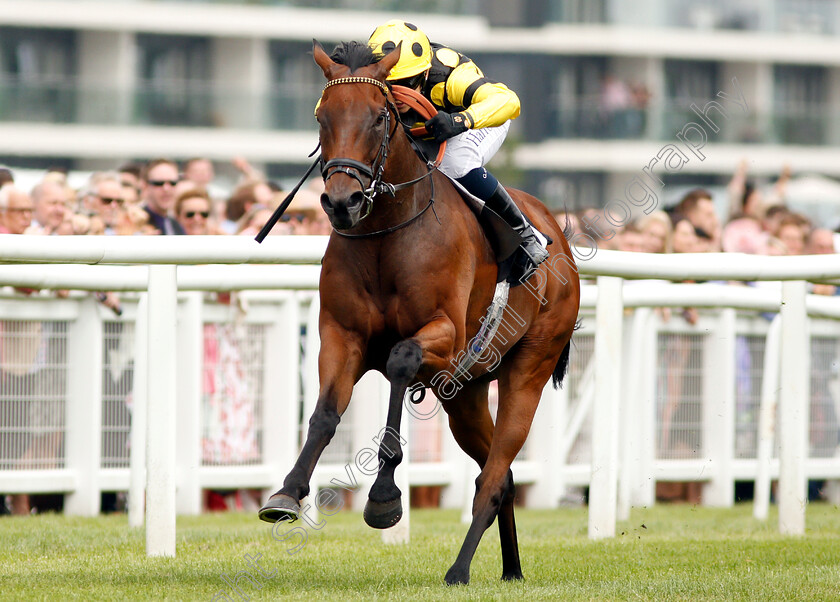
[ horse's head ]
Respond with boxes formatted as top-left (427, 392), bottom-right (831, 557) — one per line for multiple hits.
top-left (313, 40), bottom-right (402, 231)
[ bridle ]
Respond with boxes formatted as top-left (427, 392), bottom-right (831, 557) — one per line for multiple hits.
top-left (319, 76), bottom-right (437, 238)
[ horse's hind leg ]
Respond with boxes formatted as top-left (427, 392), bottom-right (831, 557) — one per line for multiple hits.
top-left (443, 384), bottom-right (521, 581)
top-left (444, 367), bottom-right (548, 586)
top-left (497, 469), bottom-right (522, 581)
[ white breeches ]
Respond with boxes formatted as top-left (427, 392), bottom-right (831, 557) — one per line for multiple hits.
top-left (437, 120), bottom-right (511, 179)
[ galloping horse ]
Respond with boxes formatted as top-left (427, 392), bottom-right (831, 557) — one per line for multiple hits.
top-left (259, 40), bottom-right (580, 585)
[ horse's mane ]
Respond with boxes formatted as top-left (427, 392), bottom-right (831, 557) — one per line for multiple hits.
top-left (329, 41), bottom-right (379, 72)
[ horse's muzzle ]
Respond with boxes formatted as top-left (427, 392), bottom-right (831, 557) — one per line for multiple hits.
top-left (321, 190), bottom-right (366, 230)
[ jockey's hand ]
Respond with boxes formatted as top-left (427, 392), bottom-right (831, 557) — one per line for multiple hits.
top-left (424, 111), bottom-right (469, 142)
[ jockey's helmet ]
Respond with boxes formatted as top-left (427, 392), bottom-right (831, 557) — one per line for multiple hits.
top-left (368, 20), bottom-right (432, 82)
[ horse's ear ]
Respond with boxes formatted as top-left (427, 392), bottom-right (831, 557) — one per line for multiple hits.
top-left (313, 39), bottom-right (339, 80)
top-left (372, 41), bottom-right (402, 81)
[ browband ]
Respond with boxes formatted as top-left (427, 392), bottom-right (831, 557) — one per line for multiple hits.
top-left (323, 76), bottom-right (389, 95)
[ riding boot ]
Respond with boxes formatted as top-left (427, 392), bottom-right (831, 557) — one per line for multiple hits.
top-left (484, 183), bottom-right (549, 267)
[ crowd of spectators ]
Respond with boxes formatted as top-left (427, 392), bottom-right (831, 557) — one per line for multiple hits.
top-left (0, 156), bottom-right (329, 515)
top-left (0, 156), bottom-right (330, 242)
top-left (559, 161), bottom-right (837, 286)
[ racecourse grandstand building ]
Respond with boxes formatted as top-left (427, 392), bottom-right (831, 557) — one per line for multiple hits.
top-left (0, 0), bottom-right (839, 209)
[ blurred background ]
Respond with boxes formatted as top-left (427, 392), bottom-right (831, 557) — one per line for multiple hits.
top-left (1, 0), bottom-right (840, 223)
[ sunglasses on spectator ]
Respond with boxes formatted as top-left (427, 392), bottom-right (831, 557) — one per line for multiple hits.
top-left (99, 196), bottom-right (125, 205)
top-left (148, 179), bottom-right (179, 187)
top-left (184, 211), bottom-right (210, 219)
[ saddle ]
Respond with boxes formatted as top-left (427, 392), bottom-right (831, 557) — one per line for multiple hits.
top-left (407, 132), bottom-right (551, 286)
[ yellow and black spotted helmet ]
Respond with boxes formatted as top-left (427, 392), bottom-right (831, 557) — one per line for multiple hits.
top-left (368, 20), bottom-right (432, 82)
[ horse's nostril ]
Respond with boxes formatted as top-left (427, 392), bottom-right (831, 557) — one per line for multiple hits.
top-left (347, 191), bottom-right (365, 209)
top-left (320, 193), bottom-right (333, 211)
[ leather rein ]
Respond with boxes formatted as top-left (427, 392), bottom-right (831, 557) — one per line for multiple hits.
top-left (320, 77), bottom-right (440, 239)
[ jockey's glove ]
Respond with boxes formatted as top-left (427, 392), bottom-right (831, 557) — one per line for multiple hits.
top-left (425, 111), bottom-right (469, 142)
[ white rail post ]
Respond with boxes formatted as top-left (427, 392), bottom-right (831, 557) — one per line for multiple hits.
top-left (263, 291), bottom-right (301, 502)
top-left (634, 308), bottom-right (657, 508)
top-left (176, 291), bottom-right (202, 515)
top-left (703, 308), bottom-right (736, 506)
top-left (779, 280), bottom-right (809, 535)
top-left (64, 296), bottom-right (104, 516)
top-left (349, 373), bottom-right (380, 513)
top-left (128, 293), bottom-right (148, 528)
top-left (440, 408), bottom-right (469, 511)
top-left (527, 381), bottom-right (564, 508)
top-left (754, 314), bottom-right (781, 520)
top-left (618, 307), bottom-right (651, 520)
top-left (589, 276), bottom-right (623, 539)
top-left (553, 374), bottom-right (570, 503)
top-left (145, 265), bottom-right (178, 557)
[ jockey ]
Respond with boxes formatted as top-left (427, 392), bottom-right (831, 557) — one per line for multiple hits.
top-left (368, 20), bottom-right (549, 269)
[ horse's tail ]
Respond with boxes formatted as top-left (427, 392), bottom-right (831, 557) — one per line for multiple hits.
top-left (551, 319), bottom-right (581, 389)
top-left (551, 339), bottom-right (572, 389)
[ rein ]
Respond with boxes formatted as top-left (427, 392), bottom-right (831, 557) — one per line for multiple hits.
top-left (321, 76), bottom-right (438, 239)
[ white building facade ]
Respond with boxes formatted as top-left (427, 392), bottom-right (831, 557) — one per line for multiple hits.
top-left (0, 0), bottom-right (839, 209)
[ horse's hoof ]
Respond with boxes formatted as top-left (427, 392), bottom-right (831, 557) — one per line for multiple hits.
top-left (363, 497), bottom-right (402, 529)
top-left (501, 570), bottom-right (523, 581)
top-left (258, 493), bottom-right (300, 523)
top-left (444, 566), bottom-right (470, 586)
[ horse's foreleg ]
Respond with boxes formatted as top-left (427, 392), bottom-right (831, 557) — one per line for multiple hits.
top-left (363, 339), bottom-right (421, 528)
top-left (259, 328), bottom-right (362, 523)
top-left (259, 395), bottom-right (340, 523)
top-left (365, 318), bottom-right (456, 528)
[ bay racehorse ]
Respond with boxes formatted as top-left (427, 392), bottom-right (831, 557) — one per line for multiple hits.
top-left (259, 40), bottom-right (581, 586)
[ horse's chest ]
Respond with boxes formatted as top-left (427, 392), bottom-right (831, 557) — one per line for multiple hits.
top-left (379, 294), bottom-right (425, 338)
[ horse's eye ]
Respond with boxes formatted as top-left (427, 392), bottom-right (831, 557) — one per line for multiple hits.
top-left (375, 112), bottom-right (386, 126)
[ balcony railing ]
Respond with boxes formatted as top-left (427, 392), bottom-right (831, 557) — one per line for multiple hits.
top-left (0, 78), bottom-right (322, 131)
top-left (112, 0), bottom-right (479, 13)
top-left (550, 0), bottom-right (840, 36)
top-left (547, 94), bottom-right (836, 146)
top-left (1, 79), bottom-right (836, 147)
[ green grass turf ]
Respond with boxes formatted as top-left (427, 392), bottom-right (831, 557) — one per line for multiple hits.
top-left (2, 503), bottom-right (839, 601)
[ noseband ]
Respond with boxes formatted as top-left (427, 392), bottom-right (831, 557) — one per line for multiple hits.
top-left (320, 77), bottom-right (395, 219)
top-left (319, 76), bottom-right (437, 235)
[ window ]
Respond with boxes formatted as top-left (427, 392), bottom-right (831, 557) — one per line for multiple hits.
top-left (135, 34), bottom-right (212, 126)
top-left (532, 171), bottom-right (605, 212)
top-left (773, 64), bottom-right (827, 145)
top-left (663, 60), bottom-right (725, 140)
top-left (548, 0), bottom-right (607, 23)
top-left (0, 27), bottom-right (77, 123)
top-left (268, 41), bottom-right (323, 131)
top-left (549, 57), bottom-right (608, 138)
